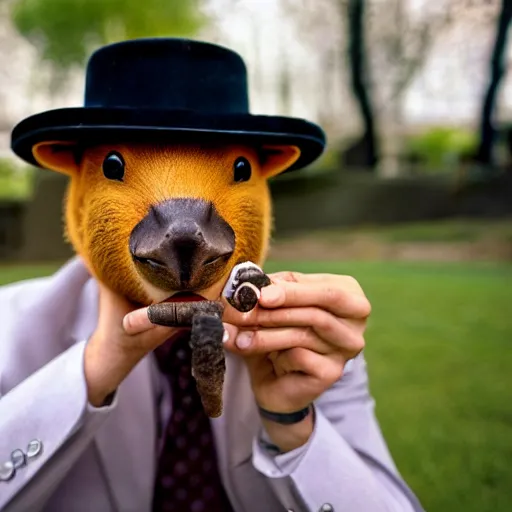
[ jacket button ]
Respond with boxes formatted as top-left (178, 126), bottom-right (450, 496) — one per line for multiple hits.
top-left (26, 439), bottom-right (43, 460)
top-left (320, 505), bottom-right (334, 512)
top-left (11, 449), bottom-right (26, 469)
top-left (0, 461), bottom-right (15, 482)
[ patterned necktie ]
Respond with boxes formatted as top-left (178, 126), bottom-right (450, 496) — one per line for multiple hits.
top-left (152, 331), bottom-right (234, 512)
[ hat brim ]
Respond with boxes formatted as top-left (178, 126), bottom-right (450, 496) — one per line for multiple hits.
top-left (11, 108), bottom-right (326, 172)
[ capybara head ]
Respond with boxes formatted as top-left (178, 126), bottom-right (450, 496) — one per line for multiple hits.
top-left (33, 141), bottom-right (300, 305)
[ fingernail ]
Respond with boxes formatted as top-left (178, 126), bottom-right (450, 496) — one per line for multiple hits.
top-left (123, 308), bottom-right (154, 335)
top-left (222, 329), bottom-right (230, 343)
top-left (261, 285), bottom-right (281, 304)
top-left (236, 331), bottom-right (253, 349)
top-left (122, 314), bottom-right (132, 333)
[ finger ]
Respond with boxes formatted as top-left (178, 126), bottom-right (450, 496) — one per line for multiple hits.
top-left (123, 307), bottom-right (156, 335)
top-left (268, 271), bottom-right (303, 283)
top-left (226, 307), bottom-right (365, 355)
top-left (223, 326), bottom-right (332, 356)
top-left (221, 299), bottom-right (259, 325)
top-left (271, 272), bottom-right (360, 288)
top-left (273, 347), bottom-right (345, 386)
top-left (259, 279), bottom-right (371, 319)
top-left (123, 306), bottom-right (193, 342)
top-left (222, 322), bottom-right (240, 347)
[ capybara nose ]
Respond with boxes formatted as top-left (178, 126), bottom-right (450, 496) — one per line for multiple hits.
top-left (130, 199), bottom-right (235, 290)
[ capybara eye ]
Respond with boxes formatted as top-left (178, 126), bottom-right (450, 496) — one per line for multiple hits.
top-left (102, 151), bottom-right (125, 182)
top-left (233, 157), bottom-right (251, 183)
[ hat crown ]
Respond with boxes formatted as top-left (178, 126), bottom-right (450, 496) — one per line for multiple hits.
top-left (85, 38), bottom-right (250, 114)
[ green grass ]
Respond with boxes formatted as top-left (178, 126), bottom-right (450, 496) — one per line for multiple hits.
top-left (2, 260), bottom-right (512, 511)
top-left (0, 264), bottom-right (63, 286)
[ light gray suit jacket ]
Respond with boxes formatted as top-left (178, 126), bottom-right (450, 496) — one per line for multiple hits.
top-left (0, 258), bottom-right (424, 512)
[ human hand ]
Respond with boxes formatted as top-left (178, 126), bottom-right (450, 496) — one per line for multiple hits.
top-left (222, 271), bottom-right (371, 451)
top-left (84, 283), bottom-right (182, 407)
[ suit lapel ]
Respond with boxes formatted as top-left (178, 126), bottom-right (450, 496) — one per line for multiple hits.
top-left (94, 357), bottom-right (157, 512)
top-left (71, 274), bottom-right (157, 512)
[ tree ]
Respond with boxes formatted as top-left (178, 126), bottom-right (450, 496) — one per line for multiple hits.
top-left (282, 0), bottom-right (453, 172)
top-left (281, 0), bottom-right (376, 165)
top-left (0, 157), bottom-right (33, 200)
top-left (10, 0), bottom-right (206, 73)
top-left (367, 0), bottom-right (457, 176)
top-left (344, 0), bottom-right (378, 169)
top-left (476, 0), bottom-right (512, 166)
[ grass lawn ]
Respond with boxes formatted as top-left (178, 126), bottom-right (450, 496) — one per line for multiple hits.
top-left (1, 260), bottom-right (511, 511)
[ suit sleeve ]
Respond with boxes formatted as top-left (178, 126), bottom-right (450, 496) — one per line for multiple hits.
top-left (251, 354), bottom-right (425, 512)
top-left (0, 340), bottom-right (118, 512)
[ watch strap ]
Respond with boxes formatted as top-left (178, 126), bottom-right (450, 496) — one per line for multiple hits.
top-left (257, 405), bottom-right (311, 425)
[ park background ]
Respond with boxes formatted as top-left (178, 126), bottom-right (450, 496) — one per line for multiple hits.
top-left (0, 0), bottom-right (511, 510)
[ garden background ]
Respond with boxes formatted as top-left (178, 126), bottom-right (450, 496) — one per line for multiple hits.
top-left (1, 1), bottom-right (511, 510)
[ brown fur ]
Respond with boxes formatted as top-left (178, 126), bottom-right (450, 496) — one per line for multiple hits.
top-left (33, 141), bottom-right (299, 305)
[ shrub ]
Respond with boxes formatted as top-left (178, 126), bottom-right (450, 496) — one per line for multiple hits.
top-left (0, 158), bottom-right (35, 200)
top-left (404, 127), bottom-right (478, 170)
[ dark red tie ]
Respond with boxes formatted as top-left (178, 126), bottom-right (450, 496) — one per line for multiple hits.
top-left (152, 332), bottom-right (234, 512)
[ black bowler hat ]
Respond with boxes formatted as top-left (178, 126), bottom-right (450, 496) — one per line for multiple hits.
top-left (11, 38), bottom-right (326, 172)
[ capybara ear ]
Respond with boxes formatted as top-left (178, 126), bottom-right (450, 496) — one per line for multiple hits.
top-left (259, 145), bottom-right (300, 179)
top-left (32, 141), bottom-right (81, 176)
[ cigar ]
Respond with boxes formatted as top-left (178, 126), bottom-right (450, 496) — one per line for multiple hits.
top-left (189, 314), bottom-right (225, 418)
top-left (148, 299), bottom-right (226, 418)
top-left (147, 300), bottom-right (223, 327)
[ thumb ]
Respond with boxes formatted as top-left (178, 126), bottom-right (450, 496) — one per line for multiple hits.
top-left (96, 283), bottom-right (158, 336)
